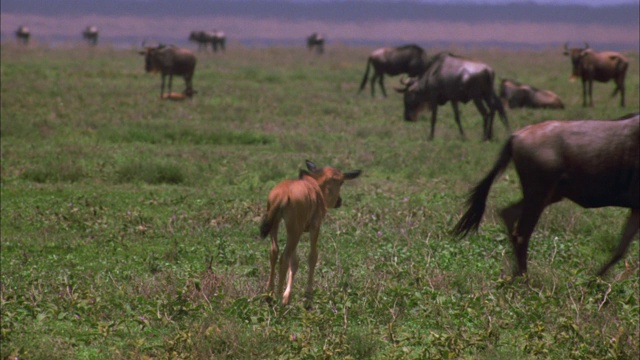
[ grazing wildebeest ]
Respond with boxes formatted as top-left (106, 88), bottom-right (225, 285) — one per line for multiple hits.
top-left (563, 43), bottom-right (628, 107)
top-left (260, 160), bottom-right (361, 305)
top-left (82, 26), bottom-right (99, 46)
top-left (306, 33), bottom-right (325, 54)
top-left (139, 44), bottom-right (197, 98)
top-left (358, 44), bottom-right (427, 98)
top-left (15, 25), bottom-right (30, 45)
top-left (395, 52), bottom-right (509, 141)
top-left (453, 113), bottom-right (639, 277)
top-left (500, 79), bottom-right (564, 109)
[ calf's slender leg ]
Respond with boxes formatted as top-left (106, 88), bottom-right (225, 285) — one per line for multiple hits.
top-left (305, 226), bottom-right (320, 301)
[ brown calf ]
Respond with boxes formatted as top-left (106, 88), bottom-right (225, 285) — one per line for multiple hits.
top-left (260, 160), bottom-right (361, 305)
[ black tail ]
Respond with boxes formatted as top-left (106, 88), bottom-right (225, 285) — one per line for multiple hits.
top-left (452, 137), bottom-right (514, 237)
top-left (358, 57), bottom-right (372, 93)
top-left (492, 92), bottom-right (509, 131)
top-left (259, 217), bottom-right (272, 239)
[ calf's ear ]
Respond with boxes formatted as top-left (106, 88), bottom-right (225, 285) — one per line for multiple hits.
top-left (305, 160), bottom-right (317, 172)
top-left (344, 170), bottom-right (362, 180)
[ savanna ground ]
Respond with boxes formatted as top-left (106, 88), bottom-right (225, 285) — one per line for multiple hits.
top-left (1, 43), bottom-right (638, 359)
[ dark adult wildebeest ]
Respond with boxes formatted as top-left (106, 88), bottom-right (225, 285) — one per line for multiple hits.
top-left (563, 43), bottom-right (628, 107)
top-left (500, 79), bottom-right (564, 109)
top-left (212, 30), bottom-right (226, 52)
top-left (306, 33), bottom-right (325, 55)
top-left (15, 25), bottom-right (30, 45)
top-left (82, 26), bottom-right (99, 46)
top-left (261, 160), bottom-right (361, 305)
top-left (189, 30), bottom-right (225, 52)
top-left (453, 113), bottom-right (639, 277)
top-left (395, 52), bottom-right (509, 141)
top-left (139, 44), bottom-right (197, 98)
top-left (358, 44), bottom-right (427, 98)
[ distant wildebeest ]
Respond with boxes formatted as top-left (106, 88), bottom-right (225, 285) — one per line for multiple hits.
top-left (395, 52), bottom-right (509, 141)
top-left (306, 33), bottom-right (325, 55)
top-left (189, 30), bottom-right (226, 52)
top-left (139, 44), bottom-right (197, 98)
top-left (563, 42), bottom-right (628, 107)
top-left (82, 26), bottom-right (99, 46)
top-left (358, 44), bottom-right (427, 97)
top-left (500, 79), bottom-right (564, 109)
top-left (260, 160), bottom-right (361, 305)
top-left (453, 113), bottom-right (639, 277)
top-left (15, 25), bottom-right (30, 45)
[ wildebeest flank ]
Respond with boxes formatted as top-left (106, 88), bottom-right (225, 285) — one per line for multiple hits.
top-left (452, 113), bottom-right (639, 277)
top-left (139, 44), bottom-right (197, 98)
top-left (563, 43), bottom-right (628, 107)
top-left (359, 44), bottom-right (427, 97)
top-left (260, 160), bottom-right (361, 305)
top-left (500, 79), bottom-right (564, 109)
top-left (395, 52), bottom-right (509, 141)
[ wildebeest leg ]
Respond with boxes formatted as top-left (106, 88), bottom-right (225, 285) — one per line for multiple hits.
top-left (305, 226), bottom-right (320, 303)
top-left (280, 223), bottom-right (302, 305)
top-left (511, 195), bottom-right (548, 275)
top-left (428, 106), bottom-right (439, 140)
top-left (581, 79), bottom-right (588, 107)
top-left (500, 200), bottom-right (524, 238)
top-left (160, 74), bottom-right (166, 97)
top-left (167, 74), bottom-right (174, 95)
top-left (266, 221), bottom-right (281, 295)
top-left (473, 98), bottom-right (491, 141)
top-left (450, 101), bottom-right (465, 139)
top-left (370, 73), bottom-right (378, 97)
top-left (379, 75), bottom-right (387, 97)
top-left (597, 209), bottom-right (639, 276)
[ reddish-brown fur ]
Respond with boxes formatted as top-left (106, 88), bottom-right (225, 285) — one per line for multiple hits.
top-left (453, 113), bottom-right (639, 276)
top-left (563, 43), bottom-right (628, 107)
top-left (260, 160), bottom-right (361, 305)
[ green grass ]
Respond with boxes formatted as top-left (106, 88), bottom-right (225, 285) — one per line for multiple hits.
top-left (1, 43), bottom-right (639, 359)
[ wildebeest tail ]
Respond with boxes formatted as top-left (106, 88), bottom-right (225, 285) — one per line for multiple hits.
top-left (452, 137), bottom-right (513, 237)
top-left (358, 57), bottom-right (372, 93)
top-left (259, 196), bottom-right (286, 239)
top-left (492, 92), bottom-right (510, 130)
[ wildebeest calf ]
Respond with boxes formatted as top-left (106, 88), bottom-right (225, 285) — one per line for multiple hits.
top-left (500, 79), bottom-right (564, 109)
top-left (453, 113), bottom-right (639, 277)
top-left (260, 160), bottom-right (361, 305)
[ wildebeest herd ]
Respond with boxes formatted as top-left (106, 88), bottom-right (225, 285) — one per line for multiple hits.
top-left (11, 26), bottom-right (638, 306)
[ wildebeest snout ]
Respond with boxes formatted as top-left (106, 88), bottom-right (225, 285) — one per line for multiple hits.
top-left (335, 196), bottom-right (342, 208)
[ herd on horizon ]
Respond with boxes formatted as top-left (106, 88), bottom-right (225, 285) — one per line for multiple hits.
top-left (11, 24), bottom-right (638, 306)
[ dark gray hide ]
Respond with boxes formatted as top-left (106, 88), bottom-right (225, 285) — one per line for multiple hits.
top-left (141, 45), bottom-right (197, 98)
top-left (15, 25), bottom-right (30, 45)
top-left (453, 113), bottom-right (639, 276)
top-left (396, 52), bottom-right (509, 140)
top-left (82, 26), bottom-right (99, 46)
top-left (307, 33), bottom-right (325, 54)
top-left (359, 44), bottom-right (427, 97)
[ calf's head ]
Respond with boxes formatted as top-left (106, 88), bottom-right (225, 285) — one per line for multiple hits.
top-left (301, 160), bottom-right (361, 209)
top-left (563, 42), bottom-right (589, 81)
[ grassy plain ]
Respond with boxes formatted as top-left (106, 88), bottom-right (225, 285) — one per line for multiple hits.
top-left (1, 43), bottom-right (639, 359)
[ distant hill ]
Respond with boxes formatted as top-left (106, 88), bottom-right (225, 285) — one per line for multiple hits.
top-left (1, 0), bottom-right (638, 25)
top-left (1, 0), bottom-right (638, 50)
